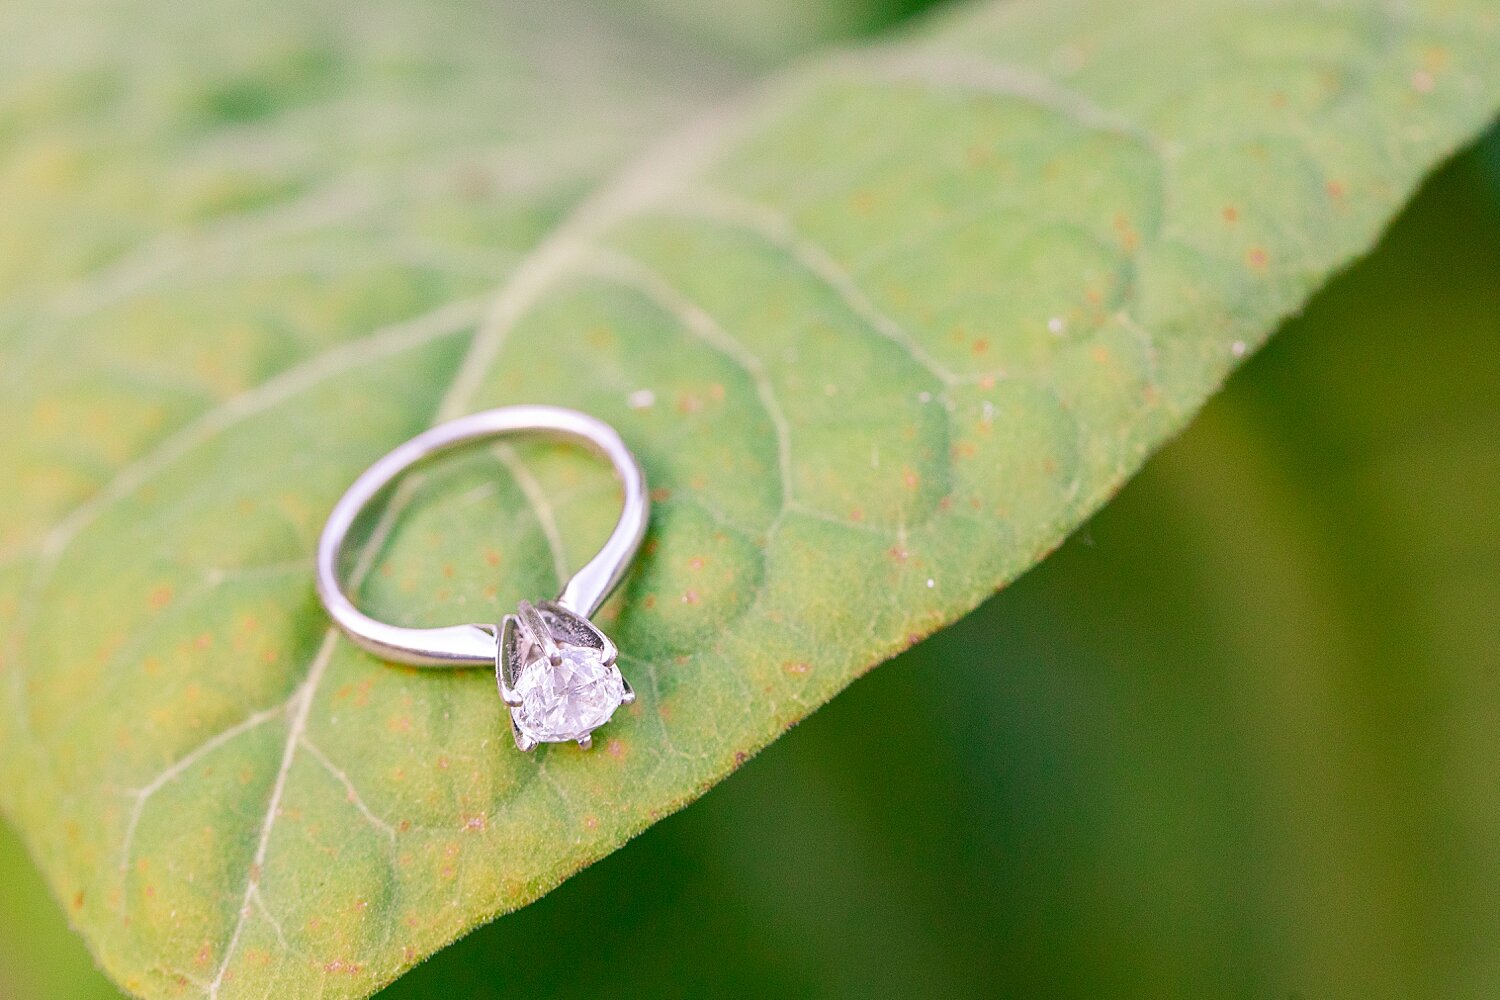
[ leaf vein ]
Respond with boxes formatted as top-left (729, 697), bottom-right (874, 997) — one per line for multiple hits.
top-left (578, 246), bottom-right (796, 511)
top-left (847, 45), bottom-right (1172, 158)
top-left (491, 444), bottom-right (570, 589)
top-left (300, 736), bottom-right (397, 842)
top-left (7, 298), bottom-right (484, 744)
top-left (673, 187), bottom-right (962, 387)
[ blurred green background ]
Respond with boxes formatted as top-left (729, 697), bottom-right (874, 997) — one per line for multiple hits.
top-left (3, 103), bottom-right (1497, 998)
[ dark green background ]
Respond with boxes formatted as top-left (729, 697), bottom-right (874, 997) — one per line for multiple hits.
top-left (2, 5), bottom-right (1498, 994)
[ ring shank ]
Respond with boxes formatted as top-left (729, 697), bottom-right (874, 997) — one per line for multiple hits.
top-left (315, 405), bottom-right (649, 667)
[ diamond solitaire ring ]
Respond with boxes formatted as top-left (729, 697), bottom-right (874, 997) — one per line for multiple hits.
top-left (315, 405), bottom-right (649, 752)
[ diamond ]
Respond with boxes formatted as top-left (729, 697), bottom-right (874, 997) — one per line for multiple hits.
top-left (510, 644), bottom-right (624, 743)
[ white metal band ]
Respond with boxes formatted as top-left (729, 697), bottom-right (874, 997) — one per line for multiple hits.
top-left (315, 405), bottom-right (649, 668)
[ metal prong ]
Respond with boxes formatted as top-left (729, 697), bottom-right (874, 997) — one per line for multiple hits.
top-left (497, 615), bottom-right (524, 706)
top-left (577, 735), bottom-right (592, 750)
top-left (516, 599), bottom-right (562, 666)
top-left (620, 675), bottom-right (636, 705)
top-left (539, 600), bottom-right (615, 664)
top-left (511, 719), bottom-right (537, 752)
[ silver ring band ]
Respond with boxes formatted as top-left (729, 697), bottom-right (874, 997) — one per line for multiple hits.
top-left (315, 405), bottom-right (649, 669)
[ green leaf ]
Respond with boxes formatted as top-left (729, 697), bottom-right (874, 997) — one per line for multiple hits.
top-left (0, 1), bottom-right (1496, 997)
top-left (6, 132), bottom-right (1500, 1000)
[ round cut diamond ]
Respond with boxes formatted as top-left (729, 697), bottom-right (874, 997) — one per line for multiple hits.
top-left (511, 645), bottom-right (624, 742)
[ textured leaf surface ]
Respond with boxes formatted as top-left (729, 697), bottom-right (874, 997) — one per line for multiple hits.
top-left (0, 0), bottom-right (1496, 997)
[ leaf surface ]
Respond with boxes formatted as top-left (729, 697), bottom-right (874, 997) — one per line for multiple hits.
top-left (0, 0), bottom-right (1496, 997)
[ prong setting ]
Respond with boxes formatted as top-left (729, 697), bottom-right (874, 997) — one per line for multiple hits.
top-left (516, 600), bottom-right (562, 666)
top-left (496, 616), bottom-right (525, 707)
top-left (512, 725), bottom-right (538, 752)
top-left (498, 599), bottom-right (632, 750)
